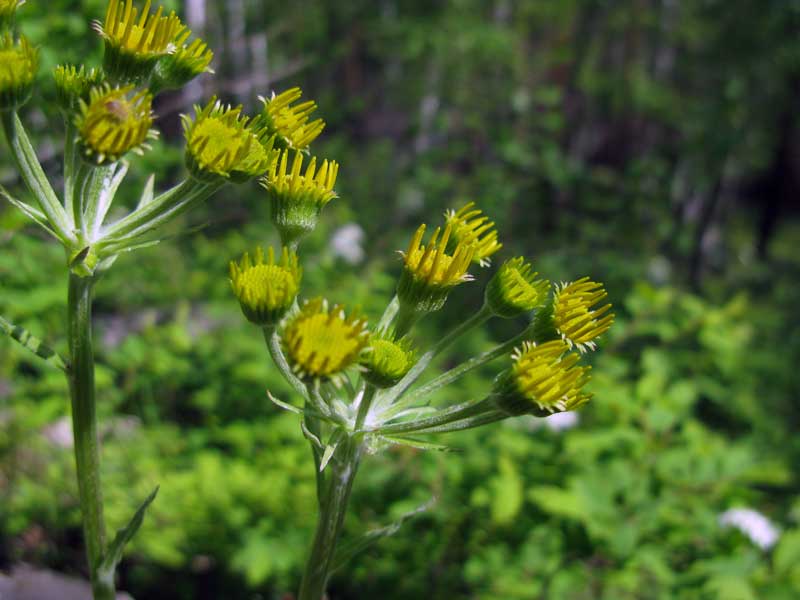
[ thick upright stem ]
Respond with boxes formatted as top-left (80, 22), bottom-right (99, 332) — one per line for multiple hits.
top-left (298, 436), bottom-right (362, 600)
top-left (67, 274), bottom-right (114, 600)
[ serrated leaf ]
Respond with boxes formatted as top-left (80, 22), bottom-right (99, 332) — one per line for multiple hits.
top-left (0, 316), bottom-right (68, 372)
top-left (98, 486), bottom-right (159, 577)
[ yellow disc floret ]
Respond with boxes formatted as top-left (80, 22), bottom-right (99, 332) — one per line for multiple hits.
top-left (0, 34), bottom-right (37, 111)
top-left (182, 97), bottom-right (277, 182)
top-left (230, 246), bottom-right (301, 326)
top-left (397, 223), bottom-right (475, 313)
top-left (486, 257), bottom-right (550, 318)
top-left (260, 87), bottom-right (325, 151)
top-left (96, 0), bottom-right (187, 82)
top-left (75, 85), bottom-right (155, 164)
top-left (261, 149), bottom-right (339, 245)
top-left (494, 340), bottom-right (592, 417)
top-left (282, 298), bottom-right (369, 383)
top-left (360, 332), bottom-right (416, 388)
top-left (552, 277), bottom-right (614, 352)
top-left (445, 202), bottom-right (502, 267)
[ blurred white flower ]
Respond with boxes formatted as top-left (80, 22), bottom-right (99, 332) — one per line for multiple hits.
top-left (330, 223), bottom-right (365, 265)
top-left (545, 411), bottom-right (579, 432)
top-left (719, 508), bottom-right (780, 550)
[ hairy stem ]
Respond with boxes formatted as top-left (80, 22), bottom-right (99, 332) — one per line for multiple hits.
top-left (67, 274), bottom-right (115, 600)
top-left (298, 435), bottom-right (362, 600)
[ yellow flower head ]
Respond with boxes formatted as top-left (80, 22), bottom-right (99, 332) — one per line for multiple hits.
top-left (397, 223), bottom-right (475, 313)
top-left (260, 87), bottom-right (325, 151)
top-left (0, 0), bottom-right (24, 28)
top-left (75, 85), bottom-right (156, 165)
top-left (360, 331), bottom-right (416, 388)
top-left (444, 202), bottom-right (502, 267)
top-left (282, 297), bottom-right (369, 383)
top-left (494, 340), bottom-right (592, 417)
top-left (230, 246), bottom-right (301, 326)
top-left (53, 64), bottom-right (106, 112)
top-left (152, 35), bottom-right (213, 92)
top-left (0, 33), bottom-right (37, 111)
top-left (486, 257), bottom-right (550, 318)
top-left (552, 277), bottom-right (614, 352)
top-left (95, 0), bottom-right (187, 82)
top-left (182, 97), bottom-right (277, 183)
top-left (261, 149), bottom-right (339, 245)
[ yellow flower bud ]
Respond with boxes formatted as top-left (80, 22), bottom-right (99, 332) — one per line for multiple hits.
top-left (0, 33), bottom-right (37, 111)
top-left (397, 223), bottom-right (475, 314)
top-left (493, 340), bottom-right (591, 417)
top-left (282, 298), bottom-right (369, 384)
top-left (444, 202), bottom-right (502, 267)
top-left (182, 97), bottom-right (278, 183)
top-left (229, 246), bottom-right (301, 327)
top-left (260, 149), bottom-right (339, 246)
top-left (360, 332), bottom-right (416, 388)
top-left (53, 64), bottom-right (106, 113)
top-left (75, 85), bottom-right (156, 165)
top-left (485, 257), bottom-right (550, 318)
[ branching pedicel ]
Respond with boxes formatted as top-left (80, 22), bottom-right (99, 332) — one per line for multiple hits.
top-left (229, 53), bottom-right (615, 600)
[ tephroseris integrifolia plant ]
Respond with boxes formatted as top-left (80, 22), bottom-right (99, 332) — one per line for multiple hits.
top-left (0, 1), bottom-right (290, 597)
top-left (230, 108), bottom-right (615, 600)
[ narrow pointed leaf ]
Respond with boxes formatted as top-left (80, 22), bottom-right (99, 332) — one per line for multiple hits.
top-left (98, 486), bottom-right (159, 576)
top-left (0, 316), bottom-right (68, 372)
top-left (380, 435), bottom-right (458, 452)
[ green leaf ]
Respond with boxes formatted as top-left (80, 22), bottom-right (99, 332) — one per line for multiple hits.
top-left (330, 497), bottom-right (435, 575)
top-left (380, 435), bottom-right (457, 452)
top-left (774, 529), bottom-right (800, 576)
top-left (98, 486), bottom-right (159, 577)
top-left (489, 455), bottom-right (523, 525)
top-left (528, 485), bottom-right (587, 521)
top-left (0, 315), bottom-right (68, 372)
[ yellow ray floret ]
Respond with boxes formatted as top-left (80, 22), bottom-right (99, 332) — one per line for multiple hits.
top-left (282, 298), bottom-right (369, 382)
top-left (76, 85), bottom-right (155, 164)
top-left (494, 339), bottom-right (591, 416)
top-left (403, 223), bottom-right (475, 288)
top-left (262, 149), bottom-right (339, 207)
top-left (98, 0), bottom-right (185, 57)
top-left (260, 87), bottom-right (325, 151)
top-left (229, 246), bottom-right (301, 326)
top-left (553, 277), bottom-right (614, 352)
top-left (445, 202), bottom-right (502, 267)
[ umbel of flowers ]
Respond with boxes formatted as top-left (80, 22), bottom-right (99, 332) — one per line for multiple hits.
top-left (0, 2), bottom-right (341, 599)
top-left (231, 121), bottom-right (614, 600)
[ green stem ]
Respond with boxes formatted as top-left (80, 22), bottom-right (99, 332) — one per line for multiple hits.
top-left (263, 327), bottom-right (309, 400)
top-left (377, 295), bottom-right (399, 331)
top-left (376, 397), bottom-right (494, 435)
top-left (67, 274), bottom-right (114, 600)
top-left (2, 111), bottom-right (73, 244)
top-left (298, 435), bottom-right (362, 600)
top-left (400, 321), bottom-right (531, 408)
top-left (354, 384), bottom-right (377, 431)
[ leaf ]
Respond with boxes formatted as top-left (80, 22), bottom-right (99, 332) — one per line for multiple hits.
top-left (774, 529), bottom-right (800, 576)
top-left (136, 174), bottom-right (156, 209)
top-left (98, 486), bottom-right (159, 578)
top-left (380, 435), bottom-right (457, 452)
top-left (0, 315), bottom-right (68, 372)
top-left (266, 390), bottom-right (303, 414)
top-left (330, 497), bottom-right (436, 574)
top-left (528, 485), bottom-right (587, 521)
top-left (489, 455), bottom-right (523, 525)
top-left (0, 184), bottom-right (58, 238)
top-left (319, 441), bottom-right (338, 472)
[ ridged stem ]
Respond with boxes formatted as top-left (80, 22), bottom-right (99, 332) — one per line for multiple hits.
top-left (298, 435), bottom-right (361, 600)
top-left (67, 274), bottom-right (114, 600)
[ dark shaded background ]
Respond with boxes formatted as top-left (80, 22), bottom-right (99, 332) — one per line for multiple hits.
top-left (1, 1), bottom-right (799, 598)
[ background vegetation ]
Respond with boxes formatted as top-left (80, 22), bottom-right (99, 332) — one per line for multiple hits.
top-left (1, 1), bottom-right (799, 598)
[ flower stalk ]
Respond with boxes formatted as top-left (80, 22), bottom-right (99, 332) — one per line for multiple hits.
top-left (67, 274), bottom-right (115, 600)
top-left (298, 435), bottom-right (362, 600)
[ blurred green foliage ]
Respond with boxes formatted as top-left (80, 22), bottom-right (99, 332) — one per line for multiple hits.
top-left (2, 0), bottom-right (799, 599)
